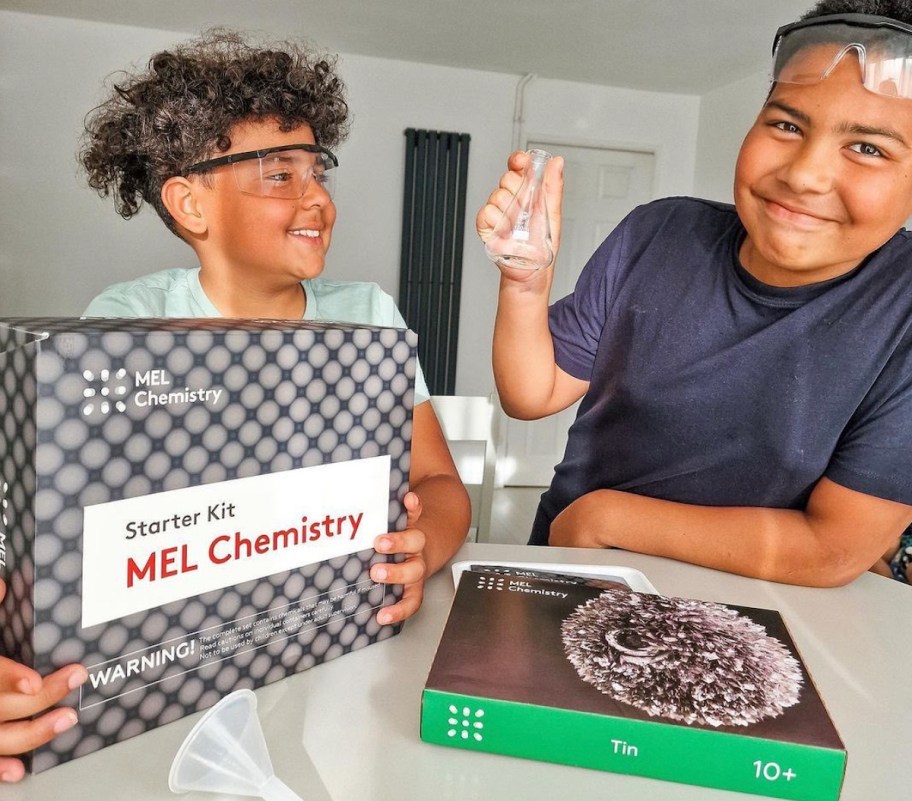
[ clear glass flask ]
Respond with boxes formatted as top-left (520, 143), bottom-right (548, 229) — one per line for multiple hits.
top-left (484, 149), bottom-right (554, 271)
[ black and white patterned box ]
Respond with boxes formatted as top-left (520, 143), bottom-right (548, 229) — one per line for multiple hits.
top-left (0, 318), bottom-right (415, 772)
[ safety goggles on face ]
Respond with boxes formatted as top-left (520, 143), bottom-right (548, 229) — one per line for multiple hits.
top-left (772, 13), bottom-right (912, 99)
top-left (184, 143), bottom-right (338, 198)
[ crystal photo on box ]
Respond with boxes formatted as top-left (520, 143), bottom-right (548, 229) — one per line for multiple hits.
top-left (562, 590), bottom-right (803, 728)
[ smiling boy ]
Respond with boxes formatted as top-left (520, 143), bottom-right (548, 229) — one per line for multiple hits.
top-left (479, 0), bottom-right (912, 586)
top-left (78, 34), bottom-right (470, 620)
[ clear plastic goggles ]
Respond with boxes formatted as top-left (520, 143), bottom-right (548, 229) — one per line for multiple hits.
top-left (185, 144), bottom-right (338, 198)
top-left (772, 13), bottom-right (912, 99)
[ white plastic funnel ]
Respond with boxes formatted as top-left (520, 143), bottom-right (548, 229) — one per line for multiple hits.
top-left (169, 689), bottom-right (303, 801)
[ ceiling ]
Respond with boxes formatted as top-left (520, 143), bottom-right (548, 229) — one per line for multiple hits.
top-left (0, 0), bottom-right (813, 94)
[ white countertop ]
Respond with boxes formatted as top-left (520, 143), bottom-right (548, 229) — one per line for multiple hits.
top-left (5, 543), bottom-right (910, 801)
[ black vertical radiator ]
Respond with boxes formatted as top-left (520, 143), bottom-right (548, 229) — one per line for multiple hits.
top-left (398, 128), bottom-right (471, 396)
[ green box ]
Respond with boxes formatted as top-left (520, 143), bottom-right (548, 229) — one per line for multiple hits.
top-left (421, 570), bottom-right (845, 801)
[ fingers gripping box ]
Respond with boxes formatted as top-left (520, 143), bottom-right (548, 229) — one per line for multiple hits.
top-left (0, 317), bottom-right (415, 772)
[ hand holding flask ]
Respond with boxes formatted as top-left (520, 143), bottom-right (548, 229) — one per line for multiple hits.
top-left (484, 149), bottom-right (554, 272)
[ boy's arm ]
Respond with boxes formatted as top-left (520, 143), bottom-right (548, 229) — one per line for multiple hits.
top-left (406, 401), bottom-right (473, 576)
top-left (549, 477), bottom-right (912, 587)
top-left (479, 152), bottom-right (590, 419)
top-left (371, 401), bottom-right (471, 623)
top-left (493, 275), bottom-right (591, 419)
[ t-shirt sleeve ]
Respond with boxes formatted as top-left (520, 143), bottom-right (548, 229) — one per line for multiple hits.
top-left (83, 287), bottom-right (147, 317)
top-left (825, 325), bottom-right (912, 505)
top-left (82, 272), bottom-right (183, 317)
top-left (548, 219), bottom-right (627, 381)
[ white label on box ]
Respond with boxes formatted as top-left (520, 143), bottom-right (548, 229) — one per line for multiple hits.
top-left (82, 456), bottom-right (391, 628)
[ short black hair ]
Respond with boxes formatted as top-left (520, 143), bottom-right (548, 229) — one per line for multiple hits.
top-left (802, 0), bottom-right (912, 24)
top-left (80, 29), bottom-right (349, 235)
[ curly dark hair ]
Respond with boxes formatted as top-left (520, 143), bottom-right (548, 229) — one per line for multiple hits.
top-left (80, 30), bottom-right (350, 235)
top-left (802, 0), bottom-right (912, 22)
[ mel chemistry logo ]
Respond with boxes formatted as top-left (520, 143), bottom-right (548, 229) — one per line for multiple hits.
top-left (81, 368), bottom-right (129, 417)
top-left (447, 704), bottom-right (485, 742)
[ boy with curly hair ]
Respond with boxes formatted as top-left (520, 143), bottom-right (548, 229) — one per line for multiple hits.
top-left (78, 29), bottom-right (469, 618)
top-left (480, 0), bottom-right (912, 586)
top-left (0, 30), bottom-right (470, 782)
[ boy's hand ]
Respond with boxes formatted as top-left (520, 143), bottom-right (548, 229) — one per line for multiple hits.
top-left (476, 151), bottom-right (564, 282)
top-left (0, 579), bottom-right (88, 783)
top-left (369, 492), bottom-right (427, 625)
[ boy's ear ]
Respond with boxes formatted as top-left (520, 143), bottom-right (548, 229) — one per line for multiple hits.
top-left (161, 176), bottom-right (208, 235)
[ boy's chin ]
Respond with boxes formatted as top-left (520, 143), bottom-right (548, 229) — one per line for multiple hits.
top-left (289, 260), bottom-right (326, 282)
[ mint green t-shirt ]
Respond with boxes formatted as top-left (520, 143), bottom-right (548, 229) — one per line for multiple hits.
top-left (83, 267), bottom-right (430, 403)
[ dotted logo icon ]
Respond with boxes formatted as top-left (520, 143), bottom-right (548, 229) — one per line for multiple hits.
top-left (82, 369), bottom-right (129, 417)
top-left (476, 575), bottom-right (505, 592)
top-left (447, 704), bottom-right (484, 742)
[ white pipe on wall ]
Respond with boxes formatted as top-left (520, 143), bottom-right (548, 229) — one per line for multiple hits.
top-left (511, 73), bottom-right (535, 152)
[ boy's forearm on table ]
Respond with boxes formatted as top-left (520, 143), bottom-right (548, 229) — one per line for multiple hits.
top-left (550, 488), bottom-right (883, 587)
top-left (609, 497), bottom-right (835, 586)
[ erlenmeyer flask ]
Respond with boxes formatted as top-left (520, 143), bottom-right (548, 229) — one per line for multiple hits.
top-left (484, 149), bottom-right (553, 272)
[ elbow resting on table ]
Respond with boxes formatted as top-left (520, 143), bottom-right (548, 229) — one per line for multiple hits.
top-left (777, 550), bottom-right (870, 589)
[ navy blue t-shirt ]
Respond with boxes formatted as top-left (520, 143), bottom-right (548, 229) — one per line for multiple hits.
top-left (530, 197), bottom-right (912, 546)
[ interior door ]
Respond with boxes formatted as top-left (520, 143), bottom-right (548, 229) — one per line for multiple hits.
top-left (502, 142), bottom-right (656, 486)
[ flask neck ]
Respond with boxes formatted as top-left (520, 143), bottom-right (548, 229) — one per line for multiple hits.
top-left (527, 149), bottom-right (551, 169)
top-left (525, 149), bottom-right (551, 185)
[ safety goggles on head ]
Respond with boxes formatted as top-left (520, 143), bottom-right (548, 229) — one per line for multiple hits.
top-left (184, 143), bottom-right (338, 198)
top-left (772, 13), bottom-right (912, 99)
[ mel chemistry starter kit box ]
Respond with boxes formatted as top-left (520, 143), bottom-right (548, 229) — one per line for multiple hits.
top-left (0, 317), bottom-right (416, 772)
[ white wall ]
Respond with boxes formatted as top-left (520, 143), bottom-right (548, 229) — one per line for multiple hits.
top-left (322, 52), bottom-right (516, 396)
top-left (521, 78), bottom-right (700, 200)
top-left (0, 13), bottom-right (190, 315)
top-left (0, 10), bottom-right (701, 396)
top-left (693, 70), bottom-right (770, 203)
